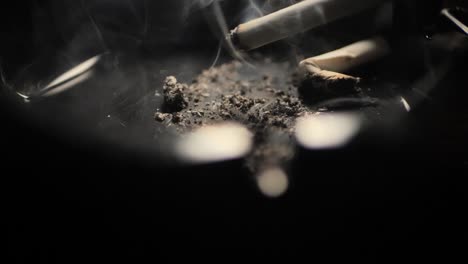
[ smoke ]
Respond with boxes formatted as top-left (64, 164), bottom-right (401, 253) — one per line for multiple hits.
top-left (184, 1), bottom-right (304, 65)
top-left (182, 0), bottom-right (222, 20)
top-left (0, 62), bottom-right (12, 92)
top-left (240, 0), bottom-right (265, 23)
top-left (210, 2), bottom-right (249, 63)
top-left (180, 1), bottom-right (308, 67)
top-left (80, 0), bottom-right (108, 52)
top-left (187, 1), bottom-right (254, 65)
top-left (197, 0), bottom-right (219, 9)
top-left (240, 0), bottom-right (302, 23)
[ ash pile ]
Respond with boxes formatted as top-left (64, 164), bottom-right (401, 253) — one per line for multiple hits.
top-left (154, 59), bottom-right (317, 196)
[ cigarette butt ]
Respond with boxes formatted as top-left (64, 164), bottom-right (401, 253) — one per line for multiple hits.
top-left (300, 36), bottom-right (391, 73)
top-left (298, 64), bottom-right (360, 95)
top-left (298, 37), bottom-right (390, 98)
top-left (232, 0), bottom-right (385, 51)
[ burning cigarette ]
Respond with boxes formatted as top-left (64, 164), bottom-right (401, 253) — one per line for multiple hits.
top-left (298, 36), bottom-right (390, 90)
top-left (231, 0), bottom-right (385, 51)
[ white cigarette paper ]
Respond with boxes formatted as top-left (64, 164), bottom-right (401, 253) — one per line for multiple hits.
top-left (297, 37), bottom-right (391, 90)
top-left (234, 0), bottom-right (385, 51)
top-left (300, 36), bottom-right (391, 73)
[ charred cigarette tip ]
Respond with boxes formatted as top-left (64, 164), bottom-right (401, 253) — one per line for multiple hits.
top-left (298, 62), bottom-right (360, 91)
top-left (296, 63), bottom-right (361, 102)
top-left (297, 36), bottom-right (391, 95)
top-left (228, 27), bottom-right (240, 48)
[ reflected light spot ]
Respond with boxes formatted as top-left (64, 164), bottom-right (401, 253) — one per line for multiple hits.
top-left (400, 97), bottom-right (411, 112)
top-left (43, 71), bottom-right (94, 97)
top-left (176, 122), bottom-right (253, 163)
top-left (46, 54), bottom-right (101, 89)
top-left (257, 167), bottom-right (289, 198)
top-left (295, 113), bottom-right (362, 150)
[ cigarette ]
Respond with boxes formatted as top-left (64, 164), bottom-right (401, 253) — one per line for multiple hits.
top-left (301, 36), bottom-right (390, 73)
top-left (231, 0), bottom-right (385, 51)
top-left (298, 36), bottom-right (390, 93)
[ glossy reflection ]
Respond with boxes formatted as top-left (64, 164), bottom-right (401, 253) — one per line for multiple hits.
top-left (295, 112), bottom-right (362, 150)
top-left (176, 122), bottom-right (253, 163)
top-left (256, 167), bottom-right (289, 198)
top-left (45, 55), bottom-right (101, 90)
top-left (400, 96), bottom-right (411, 112)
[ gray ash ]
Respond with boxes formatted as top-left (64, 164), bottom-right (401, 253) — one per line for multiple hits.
top-left (162, 76), bottom-right (189, 112)
top-left (154, 59), bottom-right (313, 174)
top-left (153, 58), bottom-right (381, 174)
top-left (155, 60), bottom-right (312, 132)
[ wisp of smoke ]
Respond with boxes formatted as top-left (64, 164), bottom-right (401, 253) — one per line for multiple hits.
top-left (182, 0), bottom-right (219, 20)
top-left (239, 0), bottom-right (264, 23)
top-left (204, 0), bottom-right (305, 66)
top-left (180, 1), bottom-right (251, 66)
top-left (80, 0), bottom-right (108, 52)
top-left (0, 63), bottom-right (10, 90)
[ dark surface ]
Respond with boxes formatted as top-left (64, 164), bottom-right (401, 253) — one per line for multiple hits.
top-left (3, 76), bottom-right (468, 262)
top-left (3, 1), bottom-right (468, 262)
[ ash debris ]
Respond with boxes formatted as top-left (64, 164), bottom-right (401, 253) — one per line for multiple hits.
top-left (153, 58), bottom-right (380, 176)
top-left (154, 60), bottom-right (310, 134)
top-left (154, 59), bottom-right (314, 175)
top-left (162, 76), bottom-right (189, 113)
top-left (294, 67), bottom-right (362, 105)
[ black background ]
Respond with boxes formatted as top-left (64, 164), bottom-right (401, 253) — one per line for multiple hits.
top-left (3, 1), bottom-right (468, 262)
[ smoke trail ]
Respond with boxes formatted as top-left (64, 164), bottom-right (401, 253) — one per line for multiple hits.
top-left (0, 63), bottom-right (10, 90)
top-left (249, 0), bottom-right (264, 16)
top-left (209, 1), bottom-right (254, 66)
top-left (182, 0), bottom-right (220, 20)
top-left (80, 0), bottom-right (108, 52)
top-left (241, 0), bottom-right (265, 22)
top-left (142, 0), bottom-right (149, 37)
top-left (209, 40), bottom-right (223, 70)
